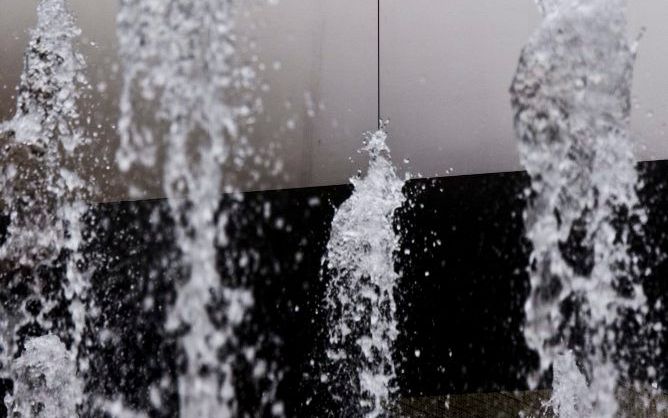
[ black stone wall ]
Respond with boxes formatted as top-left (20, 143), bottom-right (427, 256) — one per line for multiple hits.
top-left (1, 162), bottom-right (667, 417)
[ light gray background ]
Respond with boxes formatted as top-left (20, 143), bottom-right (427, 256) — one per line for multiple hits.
top-left (1, 0), bottom-right (667, 201)
top-left (381, 0), bottom-right (668, 177)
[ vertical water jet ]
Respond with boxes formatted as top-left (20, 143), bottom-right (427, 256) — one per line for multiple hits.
top-left (5, 335), bottom-right (82, 418)
top-left (511, 0), bottom-right (647, 414)
top-left (0, 0), bottom-right (93, 404)
top-left (323, 128), bottom-right (406, 418)
top-left (116, 1), bottom-right (281, 415)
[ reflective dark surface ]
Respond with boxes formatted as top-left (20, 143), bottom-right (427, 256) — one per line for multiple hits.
top-left (1, 163), bottom-right (666, 416)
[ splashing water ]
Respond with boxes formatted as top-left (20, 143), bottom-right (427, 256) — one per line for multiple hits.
top-left (0, 0), bottom-right (92, 391)
top-left (511, 0), bottom-right (647, 415)
top-left (116, 1), bottom-right (278, 416)
top-left (5, 335), bottom-right (83, 418)
top-left (547, 351), bottom-right (592, 418)
top-left (323, 128), bottom-right (406, 418)
top-left (0, 0), bottom-right (90, 267)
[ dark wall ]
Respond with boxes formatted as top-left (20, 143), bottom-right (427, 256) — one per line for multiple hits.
top-left (1, 163), bottom-right (666, 417)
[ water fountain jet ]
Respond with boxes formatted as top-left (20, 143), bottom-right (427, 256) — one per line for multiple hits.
top-left (323, 127), bottom-right (406, 418)
top-left (511, 0), bottom-right (648, 414)
top-left (0, 2), bottom-right (93, 412)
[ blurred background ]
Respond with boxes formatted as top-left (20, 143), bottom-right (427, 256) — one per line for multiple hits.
top-left (2, 0), bottom-right (668, 201)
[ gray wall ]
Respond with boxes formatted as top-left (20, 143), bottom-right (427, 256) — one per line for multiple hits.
top-left (381, 0), bottom-right (668, 177)
top-left (1, 0), bottom-right (668, 201)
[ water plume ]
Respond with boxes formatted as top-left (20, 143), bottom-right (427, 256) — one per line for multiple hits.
top-left (323, 128), bottom-right (406, 418)
top-left (0, 0), bottom-right (93, 398)
top-left (511, 0), bottom-right (647, 414)
top-left (5, 334), bottom-right (83, 418)
top-left (0, 0), bottom-right (90, 268)
top-left (116, 0), bottom-right (280, 415)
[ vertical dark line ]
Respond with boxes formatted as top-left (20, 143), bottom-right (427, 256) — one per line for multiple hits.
top-left (377, 0), bottom-right (381, 128)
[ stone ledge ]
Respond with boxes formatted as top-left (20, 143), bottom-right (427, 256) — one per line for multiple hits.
top-left (395, 389), bottom-right (668, 417)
